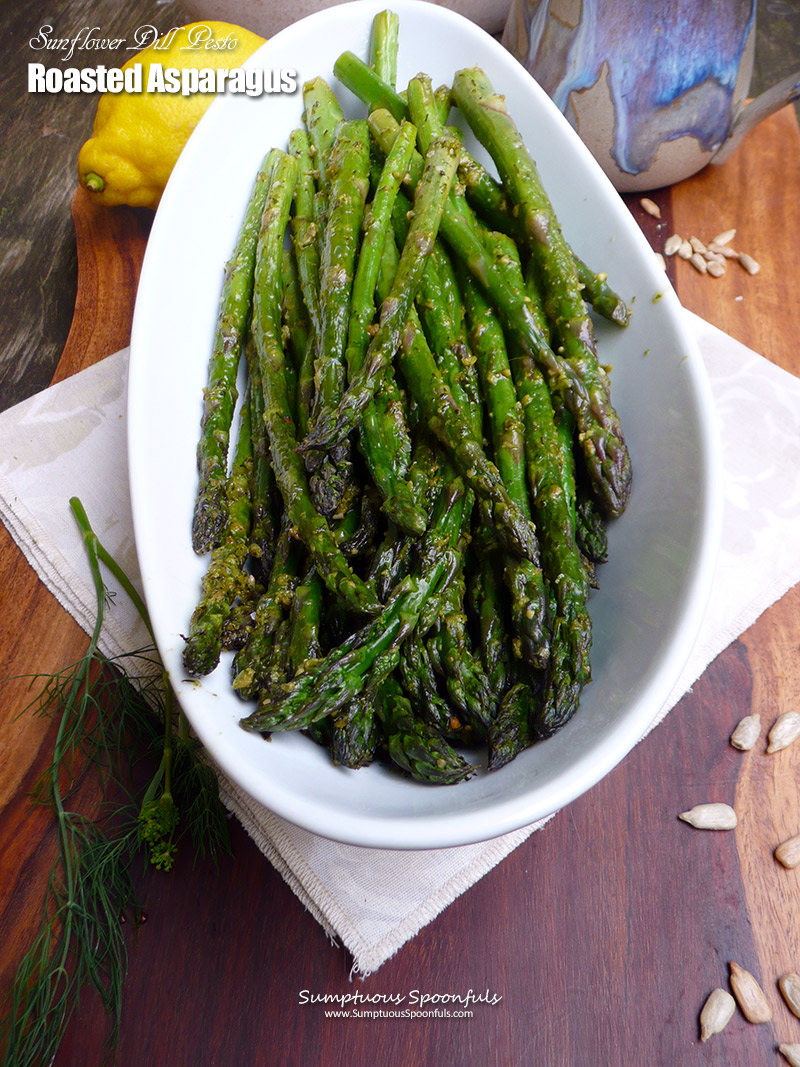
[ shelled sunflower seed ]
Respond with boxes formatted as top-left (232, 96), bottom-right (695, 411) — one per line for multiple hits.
top-left (657, 224), bottom-right (760, 279)
top-left (767, 711), bottom-right (800, 754)
top-left (780, 1044), bottom-right (800, 1067)
top-left (699, 987), bottom-right (736, 1042)
top-left (730, 713), bottom-right (761, 750)
top-left (678, 803), bottom-right (737, 829)
top-left (711, 228), bottom-right (736, 246)
top-left (639, 196), bottom-right (661, 218)
top-left (779, 973), bottom-right (800, 1018)
top-left (775, 833), bottom-right (800, 869)
top-left (738, 251), bottom-right (760, 275)
top-left (729, 961), bottom-right (773, 1024)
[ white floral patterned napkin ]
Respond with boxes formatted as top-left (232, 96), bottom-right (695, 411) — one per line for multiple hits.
top-left (2, 310), bottom-right (800, 975)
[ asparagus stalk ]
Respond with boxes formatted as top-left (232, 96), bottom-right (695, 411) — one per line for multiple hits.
top-left (286, 568), bottom-right (324, 675)
top-left (451, 67), bottom-right (632, 517)
top-left (459, 266), bottom-right (549, 667)
top-left (339, 50), bottom-right (631, 324)
top-left (345, 119), bottom-right (427, 535)
top-left (302, 77), bottom-right (344, 195)
top-left (232, 526), bottom-right (304, 700)
top-left (240, 478), bottom-right (467, 733)
top-left (368, 9), bottom-right (400, 88)
top-left (298, 129), bottom-right (462, 454)
top-left (184, 395), bottom-right (255, 677)
top-left (373, 107), bottom-right (623, 516)
top-left (307, 118), bottom-right (370, 519)
top-left (243, 336), bottom-right (279, 582)
top-left (331, 688), bottom-right (380, 769)
top-left (335, 49), bottom-right (407, 121)
top-left (376, 678), bottom-right (473, 785)
top-left (251, 150), bottom-right (380, 617)
top-left (191, 149), bottom-right (277, 554)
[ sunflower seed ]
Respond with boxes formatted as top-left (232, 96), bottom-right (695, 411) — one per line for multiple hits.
top-left (779, 974), bottom-right (800, 1017)
top-left (699, 988), bottom-right (736, 1042)
top-left (711, 228), bottom-right (737, 246)
top-left (707, 260), bottom-right (726, 278)
top-left (729, 961), bottom-right (773, 1023)
top-left (678, 803), bottom-right (737, 829)
top-left (678, 239), bottom-right (693, 259)
top-left (780, 1044), bottom-right (800, 1067)
top-left (654, 252), bottom-right (667, 270)
top-left (640, 197), bottom-right (661, 218)
top-left (767, 711), bottom-right (800, 753)
top-left (775, 833), bottom-right (800, 869)
top-left (730, 713), bottom-right (761, 751)
top-left (690, 236), bottom-right (707, 254)
top-left (738, 252), bottom-right (760, 275)
top-left (708, 242), bottom-right (740, 259)
top-left (689, 253), bottom-right (708, 274)
top-left (664, 234), bottom-right (683, 256)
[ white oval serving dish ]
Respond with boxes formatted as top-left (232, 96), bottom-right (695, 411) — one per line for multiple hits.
top-left (129, 0), bottom-right (722, 849)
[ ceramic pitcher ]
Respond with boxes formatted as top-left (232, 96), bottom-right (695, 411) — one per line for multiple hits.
top-left (502, 0), bottom-right (800, 190)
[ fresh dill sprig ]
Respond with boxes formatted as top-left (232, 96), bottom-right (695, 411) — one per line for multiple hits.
top-left (0, 497), bottom-right (230, 1066)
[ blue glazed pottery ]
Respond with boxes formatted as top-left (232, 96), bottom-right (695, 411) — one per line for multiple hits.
top-left (502, 0), bottom-right (800, 190)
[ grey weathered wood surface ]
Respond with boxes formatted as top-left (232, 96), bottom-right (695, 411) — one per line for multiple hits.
top-left (0, 0), bottom-right (182, 408)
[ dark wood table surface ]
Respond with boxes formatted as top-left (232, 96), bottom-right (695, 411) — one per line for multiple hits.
top-left (3, 2), bottom-right (800, 1065)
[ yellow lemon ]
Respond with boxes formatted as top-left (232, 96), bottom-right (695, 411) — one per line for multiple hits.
top-left (77, 21), bottom-right (265, 209)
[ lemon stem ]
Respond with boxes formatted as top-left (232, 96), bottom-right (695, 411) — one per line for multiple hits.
top-left (83, 172), bottom-right (105, 193)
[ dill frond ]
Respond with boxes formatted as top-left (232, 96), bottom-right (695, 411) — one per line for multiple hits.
top-left (0, 498), bottom-right (230, 1066)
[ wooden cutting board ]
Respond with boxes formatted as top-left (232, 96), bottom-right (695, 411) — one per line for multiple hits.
top-left (3, 106), bottom-right (800, 1067)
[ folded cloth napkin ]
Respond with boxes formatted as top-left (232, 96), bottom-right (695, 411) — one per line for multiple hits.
top-left (2, 310), bottom-right (800, 975)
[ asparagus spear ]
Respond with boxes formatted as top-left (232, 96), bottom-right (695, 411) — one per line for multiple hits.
top-left (251, 150), bottom-right (380, 617)
top-left (240, 334), bottom-right (278, 584)
top-left (574, 259), bottom-right (631, 326)
top-left (231, 526), bottom-right (304, 700)
top-left (184, 395), bottom-right (255, 677)
top-left (576, 487), bottom-right (609, 565)
top-left (331, 687), bottom-right (380, 769)
top-left (427, 554), bottom-right (493, 735)
top-left (369, 105), bottom-right (631, 517)
top-left (398, 635), bottom-right (478, 745)
top-left (510, 345), bottom-right (592, 729)
top-left (345, 119), bottom-right (427, 535)
top-left (297, 129), bottom-right (462, 455)
top-left (240, 478), bottom-right (467, 733)
top-left (335, 50), bottom-right (407, 121)
top-left (376, 678), bottom-right (473, 786)
top-left (302, 77), bottom-right (343, 196)
top-left (404, 71), bottom-right (629, 329)
top-left (451, 67), bottom-right (632, 517)
top-left (467, 525), bottom-right (510, 695)
top-left (191, 149), bottom-right (276, 554)
top-left (286, 134), bottom-right (321, 430)
top-left (286, 568), bottom-right (324, 675)
top-left (306, 118), bottom-right (370, 519)
top-left (459, 268), bottom-right (549, 667)
top-left (339, 50), bottom-right (630, 325)
top-left (370, 221), bottom-right (541, 566)
top-left (393, 306), bottom-right (542, 565)
top-left (489, 680), bottom-right (535, 771)
top-left (220, 596), bottom-right (258, 652)
top-left (368, 9), bottom-right (400, 88)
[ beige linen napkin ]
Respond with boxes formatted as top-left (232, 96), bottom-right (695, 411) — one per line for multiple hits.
top-left (2, 310), bottom-right (800, 975)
